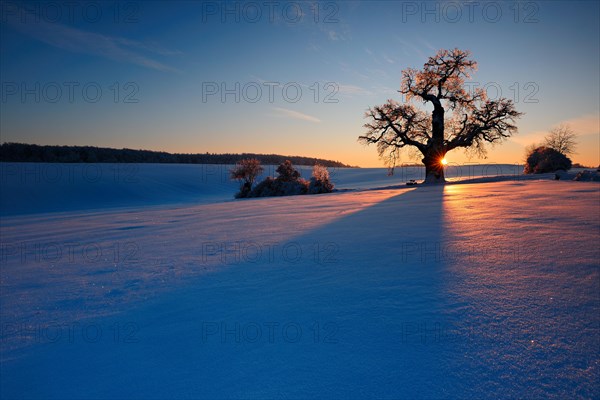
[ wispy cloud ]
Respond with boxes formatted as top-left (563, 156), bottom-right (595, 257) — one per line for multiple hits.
top-left (365, 68), bottom-right (390, 80)
top-left (248, 75), bottom-right (282, 85)
top-left (371, 84), bottom-right (398, 97)
top-left (338, 62), bottom-right (371, 81)
top-left (307, 43), bottom-right (321, 52)
top-left (337, 84), bottom-right (372, 96)
top-left (417, 38), bottom-right (437, 52)
top-left (382, 53), bottom-right (395, 64)
top-left (395, 37), bottom-right (427, 59)
top-left (272, 107), bottom-right (321, 123)
top-left (4, 8), bottom-right (178, 72)
top-left (113, 37), bottom-right (183, 57)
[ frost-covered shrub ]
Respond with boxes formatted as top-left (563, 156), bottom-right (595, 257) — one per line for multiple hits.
top-left (248, 160), bottom-right (309, 197)
top-left (243, 160), bottom-right (336, 198)
top-left (248, 177), bottom-right (276, 197)
top-left (230, 158), bottom-right (264, 198)
top-left (249, 177), bottom-right (308, 197)
top-left (307, 164), bottom-right (334, 194)
top-left (276, 160), bottom-right (301, 182)
top-left (524, 146), bottom-right (572, 174)
top-left (573, 170), bottom-right (600, 182)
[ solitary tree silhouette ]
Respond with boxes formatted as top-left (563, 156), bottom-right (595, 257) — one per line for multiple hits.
top-left (544, 123), bottom-right (577, 156)
top-left (359, 48), bottom-right (523, 183)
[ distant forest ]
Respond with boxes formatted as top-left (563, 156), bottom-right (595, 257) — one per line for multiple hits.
top-left (0, 143), bottom-right (355, 168)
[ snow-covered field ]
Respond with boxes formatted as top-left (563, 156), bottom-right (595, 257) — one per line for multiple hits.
top-left (0, 163), bottom-right (528, 216)
top-left (1, 163), bottom-right (599, 399)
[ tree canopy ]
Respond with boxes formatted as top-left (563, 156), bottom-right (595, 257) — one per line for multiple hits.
top-left (360, 48), bottom-right (523, 183)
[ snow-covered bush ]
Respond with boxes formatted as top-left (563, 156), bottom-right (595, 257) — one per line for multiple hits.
top-left (308, 164), bottom-right (334, 194)
top-left (275, 160), bottom-right (301, 182)
top-left (248, 160), bottom-right (309, 197)
top-left (230, 158), bottom-right (264, 198)
top-left (241, 160), bottom-right (336, 198)
top-left (524, 146), bottom-right (572, 174)
top-left (573, 170), bottom-right (600, 182)
top-left (249, 177), bottom-right (308, 197)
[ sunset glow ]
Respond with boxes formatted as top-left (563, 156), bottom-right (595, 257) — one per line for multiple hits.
top-left (0, 2), bottom-right (598, 167)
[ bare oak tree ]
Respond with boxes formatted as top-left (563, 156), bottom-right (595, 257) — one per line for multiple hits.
top-left (359, 48), bottom-right (523, 183)
top-left (544, 123), bottom-right (577, 156)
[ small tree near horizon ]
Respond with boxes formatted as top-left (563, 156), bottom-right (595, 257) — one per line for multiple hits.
top-left (230, 158), bottom-right (264, 198)
top-left (544, 123), bottom-right (577, 156)
top-left (359, 48), bottom-right (523, 183)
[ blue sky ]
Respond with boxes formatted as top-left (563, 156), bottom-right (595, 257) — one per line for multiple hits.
top-left (1, 1), bottom-right (599, 166)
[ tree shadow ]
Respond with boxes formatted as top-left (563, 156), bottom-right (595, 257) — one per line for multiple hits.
top-left (2, 185), bottom-right (463, 399)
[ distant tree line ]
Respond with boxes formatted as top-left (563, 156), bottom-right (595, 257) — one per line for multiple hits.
top-left (0, 143), bottom-right (354, 168)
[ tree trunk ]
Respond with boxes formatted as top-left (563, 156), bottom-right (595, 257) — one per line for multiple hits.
top-left (423, 151), bottom-right (446, 183)
top-left (423, 100), bottom-right (447, 184)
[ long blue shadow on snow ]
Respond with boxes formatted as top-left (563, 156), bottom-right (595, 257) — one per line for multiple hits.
top-left (1, 186), bottom-right (463, 399)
